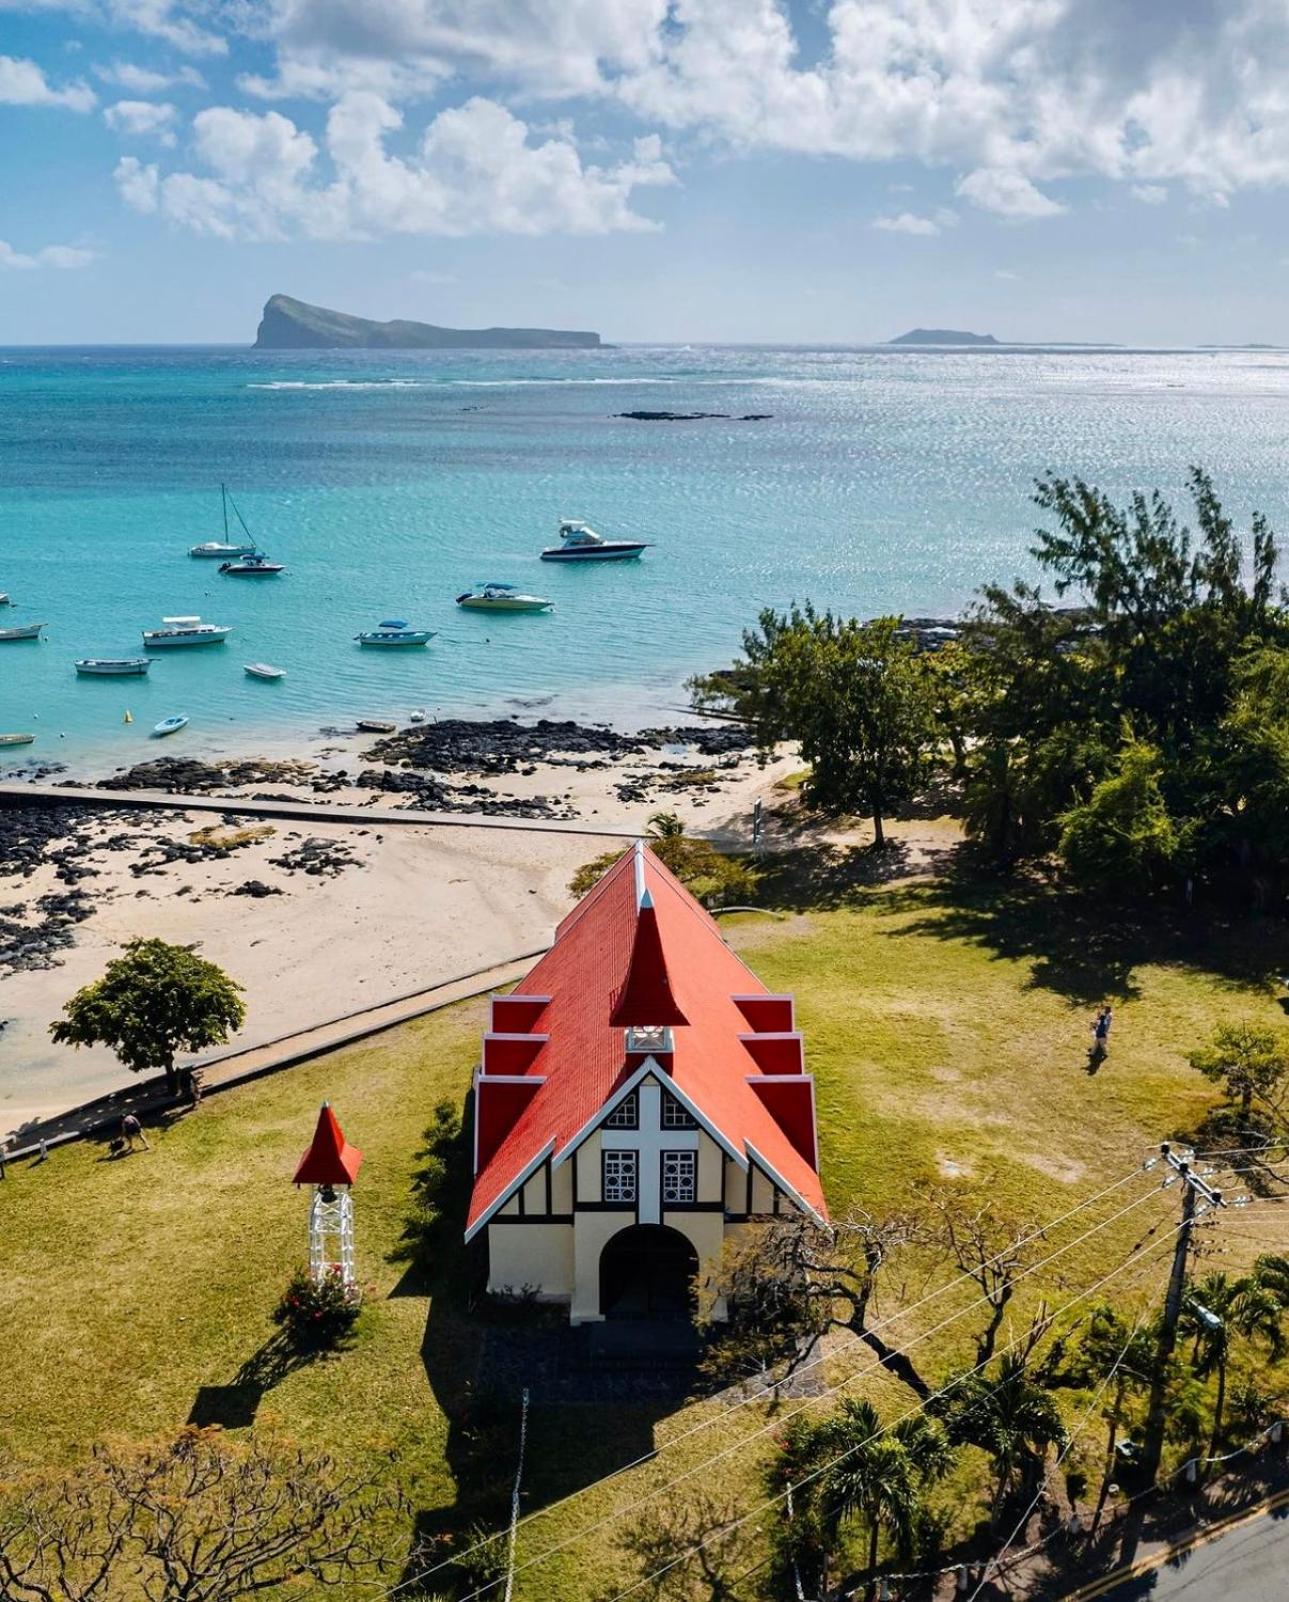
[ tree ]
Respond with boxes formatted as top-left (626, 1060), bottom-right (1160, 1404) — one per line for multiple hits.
top-left (1187, 1022), bottom-right (1289, 1126)
top-left (695, 607), bottom-right (939, 846)
top-left (1057, 738), bottom-right (1184, 896)
top-left (1066, 1304), bottom-right (1156, 1530)
top-left (931, 1350), bottom-right (1067, 1527)
top-left (569, 827), bottom-right (757, 906)
top-left (776, 1399), bottom-right (953, 1598)
top-left (0, 1429), bottom-right (404, 1602)
top-left (927, 1189), bottom-right (1046, 1367)
top-left (1179, 1271), bottom-right (1284, 1459)
top-left (50, 938), bottom-right (244, 1094)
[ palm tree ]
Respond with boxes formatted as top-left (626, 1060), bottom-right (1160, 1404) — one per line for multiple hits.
top-left (1070, 1304), bottom-right (1156, 1531)
top-left (934, 1351), bottom-right (1067, 1527)
top-left (1181, 1272), bottom-right (1284, 1459)
top-left (645, 811), bottom-right (686, 840)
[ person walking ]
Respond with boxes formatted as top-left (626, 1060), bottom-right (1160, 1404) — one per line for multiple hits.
top-left (121, 1113), bottom-right (150, 1152)
top-left (1092, 1005), bottom-right (1112, 1060)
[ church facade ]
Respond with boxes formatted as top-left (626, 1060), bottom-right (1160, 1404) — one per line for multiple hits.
top-left (465, 841), bottom-right (826, 1323)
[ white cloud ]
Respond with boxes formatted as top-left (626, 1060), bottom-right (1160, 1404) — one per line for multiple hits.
top-left (115, 96), bottom-right (676, 241)
top-left (956, 167), bottom-right (1065, 220)
top-left (0, 238), bottom-right (95, 268)
top-left (994, 268), bottom-right (1020, 281)
top-left (94, 59), bottom-right (205, 92)
top-left (104, 97), bottom-right (177, 142)
top-left (1131, 184), bottom-right (1168, 205)
top-left (0, 0), bottom-right (225, 55)
top-left (872, 211), bottom-right (941, 236)
top-left (0, 54), bottom-right (95, 110)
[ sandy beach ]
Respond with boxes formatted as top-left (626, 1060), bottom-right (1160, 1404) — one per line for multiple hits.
top-left (0, 718), bottom-right (801, 1137)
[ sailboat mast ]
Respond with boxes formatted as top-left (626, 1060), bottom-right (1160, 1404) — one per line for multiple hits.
top-left (221, 484), bottom-right (229, 540)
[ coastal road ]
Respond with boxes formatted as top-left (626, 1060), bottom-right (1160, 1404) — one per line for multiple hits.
top-left (0, 781), bottom-right (642, 839)
top-left (1064, 1491), bottom-right (1289, 1602)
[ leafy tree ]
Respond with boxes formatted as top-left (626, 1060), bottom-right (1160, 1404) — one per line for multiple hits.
top-left (0, 1428), bottom-right (404, 1602)
top-left (1058, 738), bottom-right (1184, 895)
top-left (1179, 1271), bottom-right (1284, 1458)
top-left (570, 828), bottom-right (757, 906)
top-left (1187, 1022), bottom-right (1289, 1124)
top-left (695, 607), bottom-right (939, 846)
top-left (931, 1350), bottom-right (1067, 1527)
top-left (50, 938), bottom-right (244, 1094)
top-left (775, 1399), bottom-right (953, 1598)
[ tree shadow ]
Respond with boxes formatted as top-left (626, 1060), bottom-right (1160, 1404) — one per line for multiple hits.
top-left (753, 842), bottom-right (942, 911)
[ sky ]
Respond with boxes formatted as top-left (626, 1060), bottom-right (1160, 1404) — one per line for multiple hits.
top-left (3, 0), bottom-right (1289, 345)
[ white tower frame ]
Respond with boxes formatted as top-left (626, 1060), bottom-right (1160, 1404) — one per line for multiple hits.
top-left (308, 1184), bottom-right (356, 1288)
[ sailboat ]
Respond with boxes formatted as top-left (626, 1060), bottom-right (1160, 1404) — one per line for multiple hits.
top-left (189, 485), bottom-right (261, 559)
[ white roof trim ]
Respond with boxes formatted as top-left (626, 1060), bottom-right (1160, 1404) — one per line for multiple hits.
top-left (551, 1057), bottom-right (746, 1172)
top-left (746, 1139), bottom-right (824, 1224)
top-left (633, 838), bottom-right (647, 905)
top-left (465, 1136), bottom-right (556, 1243)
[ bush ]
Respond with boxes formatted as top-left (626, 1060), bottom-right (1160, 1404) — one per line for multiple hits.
top-left (272, 1267), bottom-right (359, 1351)
top-left (571, 833), bottom-right (758, 906)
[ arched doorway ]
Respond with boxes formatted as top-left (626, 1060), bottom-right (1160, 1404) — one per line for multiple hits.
top-left (599, 1224), bottom-right (699, 1322)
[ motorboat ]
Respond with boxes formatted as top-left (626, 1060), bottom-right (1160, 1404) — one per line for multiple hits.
top-left (539, 519), bottom-right (650, 562)
top-left (355, 620), bottom-right (435, 647)
top-left (456, 581), bottom-right (553, 613)
top-left (0, 593), bottom-right (9, 605)
top-left (143, 616), bottom-right (231, 648)
top-left (357, 718), bottom-right (397, 733)
top-left (0, 732), bottom-right (35, 747)
top-left (153, 715), bottom-right (189, 738)
top-left (75, 657), bottom-right (151, 676)
top-left (0, 622), bottom-right (45, 641)
top-left (244, 662), bottom-right (286, 680)
top-left (219, 554), bottom-right (285, 577)
top-left (189, 485), bottom-right (262, 559)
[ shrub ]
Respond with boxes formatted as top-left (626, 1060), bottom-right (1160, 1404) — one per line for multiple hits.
top-left (272, 1267), bottom-right (359, 1351)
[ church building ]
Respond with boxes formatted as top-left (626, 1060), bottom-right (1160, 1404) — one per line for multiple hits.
top-left (465, 841), bottom-right (827, 1323)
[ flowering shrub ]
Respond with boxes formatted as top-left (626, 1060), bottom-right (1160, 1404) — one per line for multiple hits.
top-left (272, 1267), bottom-right (360, 1350)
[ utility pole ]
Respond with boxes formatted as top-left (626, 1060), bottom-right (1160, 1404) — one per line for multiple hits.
top-left (1138, 1143), bottom-right (1226, 1490)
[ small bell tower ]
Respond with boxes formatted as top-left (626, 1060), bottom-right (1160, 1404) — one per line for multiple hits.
top-left (292, 1103), bottom-right (363, 1289)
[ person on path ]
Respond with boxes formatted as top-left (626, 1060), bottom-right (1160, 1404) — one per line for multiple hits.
top-left (121, 1113), bottom-right (150, 1152)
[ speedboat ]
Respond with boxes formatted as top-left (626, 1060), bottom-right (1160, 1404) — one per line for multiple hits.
top-left (142, 616), bottom-right (231, 647)
top-left (244, 662), bottom-right (286, 680)
top-left (188, 485), bottom-right (263, 559)
top-left (76, 657), bottom-right (151, 676)
top-left (153, 715), bottom-right (189, 738)
top-left (539, 520), bottom-right (650, 562)
top-left (219, 554), bottom-right (285, 576)
top-left (0, 622), bottom-right (45, 641)
top-left (0, 593), bottom-right (9, 605)
top-left (0, 732), bottom-right (35, 747)
top-left (456, 582), bottom-right (553, 613)
top-left (355, 620), bottom-right (435, 647)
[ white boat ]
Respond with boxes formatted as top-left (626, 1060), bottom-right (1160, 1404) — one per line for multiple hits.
top-left (142, 616), bottom-right (231, 648)
top-left (0, 622), bottom-right (45, 641)
top-left (153, 715), bottom-right (189, 738)
top-left (0, 593), bottom-right (9, 605)
top-left (539, 519), bottom-right (650, 562)
top-left (220, 554), bottom-right (285, 577)
top-left (0, 732), bottom-right (35, 747)
top-left (189, 485), bottom-right (261, 559)
top-left (355, 620), bottom-right (435, 648)
top-left (75, 657), bottom-right (151, 676)
top-left (456, 581), bottom-right (553, 613)
top-left (244, 662), bottom-right (286, 680)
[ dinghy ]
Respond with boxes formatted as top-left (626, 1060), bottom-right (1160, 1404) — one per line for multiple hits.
top-left (152, 715), bottom-right (189, 738)
top-left (244, 662), bottom-right (286, 680)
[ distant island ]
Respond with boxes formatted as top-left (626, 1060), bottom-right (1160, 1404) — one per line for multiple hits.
top-left (889, 327), bottom-right (1000, 346)
top-left (253, 294), bottom-right (602, 351)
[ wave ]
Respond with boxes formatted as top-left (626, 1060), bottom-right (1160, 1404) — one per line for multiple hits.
top-left (246, 379), bottom-right (425, 391)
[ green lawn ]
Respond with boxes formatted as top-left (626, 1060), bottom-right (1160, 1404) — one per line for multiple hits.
top-left (4, 858), bottom-right (1289, 1599)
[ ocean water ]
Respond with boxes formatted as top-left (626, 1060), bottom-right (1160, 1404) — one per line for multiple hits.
top-left (4, 341), bottom-right (1289, 770)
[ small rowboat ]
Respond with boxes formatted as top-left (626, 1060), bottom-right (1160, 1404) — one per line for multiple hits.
top-left (153, 715), bottom-right (189, 738)
top-left (0, 732), bottom-right (35, 747)
top-left (357, 718), bottom-right (397, 734)
top-left (0, 622), bottom-right (45, 641)
top-left (76, 657), bottom-right (151, 676)
top-left (244, 662), bottom-right (286, 680)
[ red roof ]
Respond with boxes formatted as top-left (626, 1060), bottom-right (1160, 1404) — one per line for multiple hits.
top-left (466, 843), bottom-right (826, 1236)
top-left (293, 1103), bottom-right (363, 1187)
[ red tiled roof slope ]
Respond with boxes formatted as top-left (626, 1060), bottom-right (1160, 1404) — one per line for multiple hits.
top-left (466, 845), bottom-right (826, 1233)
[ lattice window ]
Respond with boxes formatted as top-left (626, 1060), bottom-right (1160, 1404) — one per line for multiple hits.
top-left (603, 1150), bottom-right (638, 1204)
top-left (662, 1150), bottom-right (697, 1204)
top-left (661, 1091), bottom-right (697, 1130)
top-left (604, 1092), bottom-right (639, 1129)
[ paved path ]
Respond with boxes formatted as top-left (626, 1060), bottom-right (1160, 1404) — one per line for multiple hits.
top-left (1066, 1489), bottom-right (1289, 1602)
top-left (5, 948), bottom-right (546, 1162)
top-left (0, 781), bottom-right (641, 839)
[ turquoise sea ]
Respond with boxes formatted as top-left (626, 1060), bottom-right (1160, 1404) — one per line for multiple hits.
top-left (4, 341), bottom-right (1289, 770)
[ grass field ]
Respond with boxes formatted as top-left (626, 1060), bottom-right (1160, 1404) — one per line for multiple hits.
top-left (4, 855), bottom-right (1289, 1599)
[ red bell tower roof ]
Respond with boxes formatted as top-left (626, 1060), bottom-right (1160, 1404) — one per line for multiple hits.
top-left (293, 1102), bottom-right (363, 1187)
top-left (609, 884), bottom-right (689, 1028)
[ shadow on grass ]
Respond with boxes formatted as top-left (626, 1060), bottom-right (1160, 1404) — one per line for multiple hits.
top-left (187, 1333), bottom-right (321, 1430)
top-left (759, 846), bottom-right (1289, 1006)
